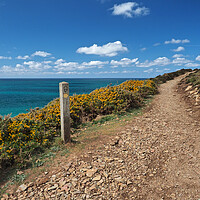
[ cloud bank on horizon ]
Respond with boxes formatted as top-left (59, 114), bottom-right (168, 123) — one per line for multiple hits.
top-left (0, 0), bottom-right (199, 78)
top-left (1, 44), bottom-right (200, 76)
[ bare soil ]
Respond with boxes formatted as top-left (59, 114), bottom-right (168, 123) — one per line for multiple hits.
top-left (3, 74), bottom-right (200, 200)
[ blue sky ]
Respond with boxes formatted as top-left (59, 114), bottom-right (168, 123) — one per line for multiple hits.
top-left (0, 0), bottom-right (200, 78)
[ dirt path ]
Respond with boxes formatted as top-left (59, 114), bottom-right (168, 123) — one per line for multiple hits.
top-left (7, 75), bottom-right (200, 200)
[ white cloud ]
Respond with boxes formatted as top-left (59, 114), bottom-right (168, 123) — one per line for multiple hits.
top-left (56, 71), bottom-right (64, 74)
top-left (43, 65), bottom-right (52, 69)
top-left (1, 60), bottom-right (54, 74)
top-left (52, 71), bottom-right (90, 75)
top-left (81, 61), bottom-right (109, 67)
top-left (172, 46), bottom-right (185, 52)
top-left (122, 70), bottom-right (136, 73)
top-left (156, 68), bottom-right (170, 73)
top-left (0, 65), bottom-right (28, 73)
top-left (24, 61), bottom-right (43, 70)
top-left (16, 55), bottom-right (30, 60)
top-left (63, 71), bottom-right (90, 75)
top-left (136, 60), bottom-right (152, 68)
top-left (32, 51), bottom-right (51, 57)
top-left (140, 47), bottom-right (147, 51)
top-left (136, 57), bottom-right (170, 68)
top-left (133, 7), bottom-right (150, 17)
top-left (0, 65), bottom-right (12, 72)
top-left (172, 57), bottom-right (191, 66)
top-left (145, 56), bottom-right (194, 67)
top-left (4, 51), bottom-right (199, 76)
top-left (54, 60), bottom-right (108, 72)
top-left (185, 63), bottom-right (200, 67)
top-left (153, 43), bottom-right (161, 47)
top-left (196, 55), bottom-right (200, 61)
top-left (43, 61), bottom-right (52, 64)
top-left (153, 57), bottom-right (171, 66)
top-left (69, 72), bottom-right (89, 75)
top-left (111, 2), bottom-right (138, 18)
top-left (0, 56), bottom-right (12, 60)
top-left (172, 54), bottom-right (184, 58)
top-left (55, 59), bottom-right (65, 65)
top-left (182, 39), bottom-right (190, 43)
top-left (111, 65), bottom-right (118, 68)
top-left (77, 41), bottom-right (128, 57)
top-left (137, 56), bottom-right (190, 68)
top-left (144, 68), bottom-right (153, 73)
top-left (95, 71), bottom-right (119, 74)
top-left (23, 61), bottom-right (52, 71)
top-left (15, 64), bottom-right (28, 72)
top-left (54, 62), bottom-right (79, 71)
top-left (165, 38), bottom-right (190, 44)
top-left (110, 57), bottom-right (138, 67)
top-left (111, 2), bottom-right (150, 18)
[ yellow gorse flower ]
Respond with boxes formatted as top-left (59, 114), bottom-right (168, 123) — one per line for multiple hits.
top-left (0, 79), bottom-right (157, 167)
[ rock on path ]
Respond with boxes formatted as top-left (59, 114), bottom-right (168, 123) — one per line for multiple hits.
top-left (5, 75), bottom-right (200, 199)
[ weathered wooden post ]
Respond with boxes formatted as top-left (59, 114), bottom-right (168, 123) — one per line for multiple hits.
top-left (59, 82), bottom-right (71, 143)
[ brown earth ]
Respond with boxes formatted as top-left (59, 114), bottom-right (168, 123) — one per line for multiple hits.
top-left (177, 76), bottom-right (200, 120)
top-left (2, 74), bottom-right (200, 200)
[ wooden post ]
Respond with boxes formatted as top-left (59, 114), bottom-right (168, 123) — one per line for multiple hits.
top-left (59, 82), bottom-right (70, 143)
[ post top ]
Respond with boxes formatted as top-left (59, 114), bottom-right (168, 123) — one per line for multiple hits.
top-left (59, 82), bottom-right (69, 85)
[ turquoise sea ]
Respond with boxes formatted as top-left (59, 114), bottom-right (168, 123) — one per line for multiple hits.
top-left (0, 78), bottom-right (144, 117)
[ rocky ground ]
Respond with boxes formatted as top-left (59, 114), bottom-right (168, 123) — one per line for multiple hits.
top-left (2, 74), bottom-right (200, 200)
top-left (178, 72), bottom-right (200, 120)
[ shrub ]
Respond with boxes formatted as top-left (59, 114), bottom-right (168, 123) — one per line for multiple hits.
top-left (0, 79), bottom-right (158, 168)
top-left (151, 69), bottom-right (192, 84)
top-left (185, 69), bottom-right (200, 91)
top-left (0, 116), bottom-right (57, 168)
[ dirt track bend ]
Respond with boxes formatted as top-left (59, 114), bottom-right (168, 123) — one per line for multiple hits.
top-left (10, 75), bottom-right (200, 200)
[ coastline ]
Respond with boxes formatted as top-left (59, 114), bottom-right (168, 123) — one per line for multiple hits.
top-left (0, 78), bottom-right (143, 117)
top-left (0, 68), bottom-right (197, 198)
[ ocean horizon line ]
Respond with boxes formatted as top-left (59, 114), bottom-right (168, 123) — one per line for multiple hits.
top-left (1, 78), bottom-right (145, 117)
top-left (0, 77), bottom-right (147, 80)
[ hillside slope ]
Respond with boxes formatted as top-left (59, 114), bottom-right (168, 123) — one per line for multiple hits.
top-left (4, 73), bottom-right (200, 200)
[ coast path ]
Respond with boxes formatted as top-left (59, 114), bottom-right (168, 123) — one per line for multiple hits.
top-left (9, 74), bottom-right (200, 200)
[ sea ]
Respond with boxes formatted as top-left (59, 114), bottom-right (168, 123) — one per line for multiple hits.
top-left (0, 78), bottom-right (144, 117)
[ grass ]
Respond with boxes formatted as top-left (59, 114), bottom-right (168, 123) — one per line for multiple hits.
top-left (0, 69), bottom-right (193, 197)
top-left (0, 79), bottom-right (157, 169)
top-left (186, 69), bottom-right (200, 87)
top-left (0, 95), bottom-right (154, 197)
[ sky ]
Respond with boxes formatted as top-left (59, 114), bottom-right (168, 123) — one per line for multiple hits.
top-left (0, 0), bottom-right (200, 78)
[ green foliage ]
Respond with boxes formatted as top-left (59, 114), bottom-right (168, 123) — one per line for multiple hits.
top-left (0, 116), bottom-right (57, 169)
top-left (10, 173), bottom-right (26, 184)
top-left (92, 115), bottom-right (116, 125)
top-left (186, 69), bottom-right (200, 86)
top-left (151, 68), bottom-right (192, 85)
top-left (0, 79), bottom-right (158, 169)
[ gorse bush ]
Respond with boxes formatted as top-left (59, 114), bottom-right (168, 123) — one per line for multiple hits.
top-left (0, 79), bottom-right (157, 168)
top-left (151, 68), bottom-right (192, 84)
top-left (0, 117), bottom-right (57, 168)
top-left (16, 80), bottom-right (156, 128)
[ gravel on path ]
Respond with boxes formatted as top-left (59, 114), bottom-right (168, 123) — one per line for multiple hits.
top-left (5, 74), bottom-right (200, 200)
